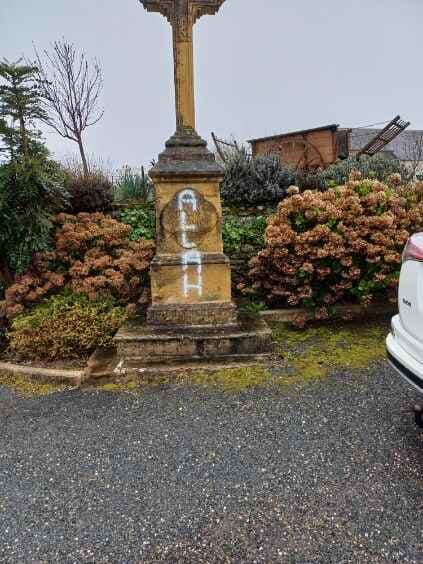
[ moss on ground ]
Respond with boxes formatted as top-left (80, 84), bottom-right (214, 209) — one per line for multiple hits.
top-left (97, 381), bottom-right (141, 393)
top-left (183, 366), bottom-right (274, 392)
top-left (0, 320), bottom-right (388, 396)
top-left (95, 367), bottom-right (274, 395)
top-left (0, 372), bottom-right (68, 397)
top-left (272, 320), bottom-right (387, 386)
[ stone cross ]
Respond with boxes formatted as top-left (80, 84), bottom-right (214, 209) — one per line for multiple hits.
top-left (140, 0), bottom-right (225, 134)
top-left (112, 0), bottom-right (272, 370)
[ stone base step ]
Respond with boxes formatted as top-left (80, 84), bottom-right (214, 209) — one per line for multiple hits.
top-left (84, 348), bottom-right (272, 383)
top-left (112, 355), bottom-right (273, 381)
top-left (114, 315), bottom-right (273, 366)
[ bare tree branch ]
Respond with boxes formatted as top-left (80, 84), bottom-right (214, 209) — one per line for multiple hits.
top-left (403, 133), bottom-right (423, 182)
top-left (33, 39), bottom-right (104, 175)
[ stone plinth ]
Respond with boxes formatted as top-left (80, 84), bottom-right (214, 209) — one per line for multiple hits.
top-left (147, 132), bottom-right (236, 327)
top-left (114, 315), bottom-right (273, 371)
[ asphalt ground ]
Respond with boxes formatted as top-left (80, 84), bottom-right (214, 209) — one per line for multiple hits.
top-left (0, 362), bottom-right (422, 563)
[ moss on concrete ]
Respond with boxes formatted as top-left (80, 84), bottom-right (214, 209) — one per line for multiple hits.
top-left (0, 372), bottom-right (68, 397)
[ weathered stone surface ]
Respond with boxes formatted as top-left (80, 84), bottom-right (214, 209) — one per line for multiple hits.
top-left (138, 0), bottom-right (232, 330)
top-left (147, 302), bottom-right (237, 327)
top-left (151, 133), bottom-right (223, 177)
top-left (0, 361), bottom-right (83, 386)
top-left (114, 315), bottom-right (273, 368)
top-left (121, 0), bottom-right (273, 370)
top-left (140, 1), bottom-right (226, 134)
top-left (147, 169), bottom-right (233, 322)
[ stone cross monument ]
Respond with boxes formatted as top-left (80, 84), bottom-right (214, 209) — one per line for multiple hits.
top-left (111, 1), bottom-right (271, 372)
top-left (141, 0), bottom-right (225, 136)
top-left (140, 0), bottom-right (236, 328)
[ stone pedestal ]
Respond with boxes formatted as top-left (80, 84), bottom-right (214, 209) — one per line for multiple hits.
top-left (114, 314), bottom-right (273, 375)
top-left (147, 132), bottom-right (237, 327)
top-left (111, 132), bottom-right (273, 375)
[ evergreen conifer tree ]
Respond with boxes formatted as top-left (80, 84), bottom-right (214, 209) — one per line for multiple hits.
top-left (0, 59), bottom-right (66, 284)
top-left (0, 58), bottom-right (47, 161)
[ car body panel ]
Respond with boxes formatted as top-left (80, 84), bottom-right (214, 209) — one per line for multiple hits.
top-left (398, 260), bottom-right (423, 343)
top-left (386, 332), bottom-right (423, 394)
top-left (391, 314), bottom-right (423, 366)
top-left (387, 241), bottom-right (423, 395)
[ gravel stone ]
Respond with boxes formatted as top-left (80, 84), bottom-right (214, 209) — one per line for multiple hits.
top-left (0, 362), bottom-right (422, 562)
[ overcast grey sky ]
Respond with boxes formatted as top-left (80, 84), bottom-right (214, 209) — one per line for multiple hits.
top-left (1, 0), bottom-right (422, 169)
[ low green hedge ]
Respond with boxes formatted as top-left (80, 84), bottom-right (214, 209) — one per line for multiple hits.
top-left (8, 292), bottom-right (127, 360)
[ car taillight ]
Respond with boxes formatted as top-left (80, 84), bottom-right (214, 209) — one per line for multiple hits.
top-left (403, 233), bottom-right (423, 263)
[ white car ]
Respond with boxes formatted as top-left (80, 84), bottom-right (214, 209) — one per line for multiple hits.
top-left (386, 233), bottom-right (423, 427)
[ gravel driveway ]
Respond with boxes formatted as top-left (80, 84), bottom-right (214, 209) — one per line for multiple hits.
top-left (0, 363), bottom-right (422, 563)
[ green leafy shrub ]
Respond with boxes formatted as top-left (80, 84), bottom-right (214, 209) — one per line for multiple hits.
top-left (8, 292), bottom-right (126, 359)
top-left (247, 176), bottom-right (423, 325)
top-left (0, 300), bottom-right (7, 350)
top-left (0, 59), bottom-right (68, 281)
top-left (223, 215), bottom-right (267, 256)
top-left (114, 166), bottom-right (153, 203)
top-left (221, 147), bottom-right (295, 206)
top-left (296, 155), bottom-right (407, 190)
top-left (0, 157), bottom-right (68, 276)
top-left (120, 204), bottom-right (156, 240)
top-left (65, 170), bottom-right (113, 214)
top-left (223, 215), bottom-right (267, 292)
top-left (240, 300), bottom-right (268, 315)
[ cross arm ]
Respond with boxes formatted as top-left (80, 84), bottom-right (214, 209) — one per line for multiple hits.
top-left (139, 0), bottom-right (226, 25)
top-left (191, 0), bottom-right (226, 23)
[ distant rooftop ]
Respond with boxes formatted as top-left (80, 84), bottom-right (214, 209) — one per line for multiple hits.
top-left (247, 124), bottom-right (339, 144)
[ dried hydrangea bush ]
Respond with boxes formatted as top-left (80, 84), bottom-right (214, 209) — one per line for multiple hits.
top-left (246, 173), bottom-right (423, 325)
top-left (4, 213), bottom-right (155, 319)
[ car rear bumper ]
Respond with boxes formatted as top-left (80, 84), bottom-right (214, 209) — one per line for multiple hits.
top-left (386, 332), bottom-right (423, 394)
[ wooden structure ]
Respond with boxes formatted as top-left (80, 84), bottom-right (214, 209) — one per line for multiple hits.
top-left (356, 115), bottom-right (410, 159)
top-left (248, 124), bottom-right (350, 171)
top-left (248, 116), bottom-right (410, 171)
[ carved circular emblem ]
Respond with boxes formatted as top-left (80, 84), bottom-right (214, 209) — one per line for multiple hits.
top-left (161, 188), bottom-right (218, 249)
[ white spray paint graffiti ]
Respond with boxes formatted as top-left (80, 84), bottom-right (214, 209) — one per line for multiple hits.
top-left (177, 189), bottom-right (198, 249)
top-left (177, 189), bottom-right (203, 298)
top-left (181, 249), bottom-right (203, 298)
